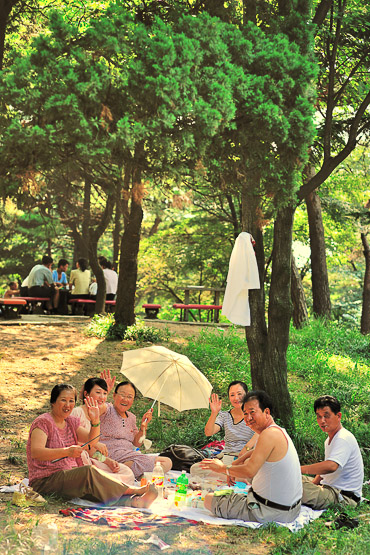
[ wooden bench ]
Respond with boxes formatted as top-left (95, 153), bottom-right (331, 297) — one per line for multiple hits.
top-left (142, 304), bottom-right (161, 319)
top-left (18, 296), bottom-right (51, 314)
top-left (173, 303), bottom-right (222, 323)
top-left (69, 298), bottom-right (116, 315)
top-left (0, 298), bottom-right (27, 319)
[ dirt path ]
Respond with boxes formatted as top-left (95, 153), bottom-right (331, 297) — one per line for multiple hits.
top-left (0, 323), bottom-right (271, 555)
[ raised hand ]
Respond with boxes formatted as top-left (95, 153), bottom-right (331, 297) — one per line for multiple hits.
top-left (209, 393), bottom-right (222, 414)
top-left (100, 369), bottom-right (116, 393)
top-left (84, 395), bottom-right (100, 424)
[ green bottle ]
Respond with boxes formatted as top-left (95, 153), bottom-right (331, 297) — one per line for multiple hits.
top-left (174, 470), bottom-right (188, 508)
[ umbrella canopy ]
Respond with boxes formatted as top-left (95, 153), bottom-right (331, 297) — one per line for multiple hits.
top-left (120, 346), bottom-right (212, 412)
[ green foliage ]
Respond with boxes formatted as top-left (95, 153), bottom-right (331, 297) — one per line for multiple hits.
top-left (85, 313), bottom-right (115, 338)
top-left (123, 320), bottom-right (170, 344)
top-left (86, 314), bottom-right (170, 344)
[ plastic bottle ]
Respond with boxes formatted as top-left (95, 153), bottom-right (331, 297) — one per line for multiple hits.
top-left (31, 522), bottom-right (58, 554)
top-left (174, 470), bottom-right (188, 508)
top-left (151, 461), bottom-right (165, 498)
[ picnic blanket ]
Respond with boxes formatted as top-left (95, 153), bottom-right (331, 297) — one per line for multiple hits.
top-left (67, 496), bottom-right (324, 532)
top-left (60, 506), bottom-right (197, 530)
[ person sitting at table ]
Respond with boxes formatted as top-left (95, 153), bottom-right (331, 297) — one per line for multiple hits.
top-left (27, 383), bottom-right (157, 507)
top-left (191, 381), bottom-right (255, 479)
top-left (99, 258), bottom-right (118, 300)
top-left (28, 255), bottom-right (59, 312)
top-left (4, 281), bottom-right (20, 298)
top-left (71, 377), bottom-right (135, 485)
top-left (100, 381), bottom-right (172, 478)
top-left (52, 259), bottom-right (69, 287)
top-left (69, 258), bottom-right (91, 298)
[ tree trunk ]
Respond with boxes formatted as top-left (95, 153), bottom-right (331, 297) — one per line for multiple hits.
top-left (263, 205), bottom-right (295, 429)
top-left (242, 185), bottom-right (294, 430)
top-left (0, 0), bottom-right (14, 70)
top-left (360, 233), bottom-right (370, 335)
top-left (291, 254), bottom-right (309, 328)
top-left (112, 182), bottom-right (121, 269)
top-left (306, 189), bottom-right (331, 318)
top-left (115, 166), bottom-right (144, 328)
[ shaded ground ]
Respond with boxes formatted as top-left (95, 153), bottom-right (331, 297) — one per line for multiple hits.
top-left (0, 322), bottom-right (271, 554)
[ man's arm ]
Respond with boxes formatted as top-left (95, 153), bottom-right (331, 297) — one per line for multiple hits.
top-left (301, 460), bottom-right (339, 476)
top-left (200, 427), bottom-right (276, 480)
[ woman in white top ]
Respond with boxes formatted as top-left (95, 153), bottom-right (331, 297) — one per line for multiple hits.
top-left (71, 375), bottom-right (135, 485)
top-left (69, 258), bottom-right (91, 297)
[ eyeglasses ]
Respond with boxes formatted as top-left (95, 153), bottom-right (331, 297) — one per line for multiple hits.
top-left (116, 393), bottom-right (134, 400)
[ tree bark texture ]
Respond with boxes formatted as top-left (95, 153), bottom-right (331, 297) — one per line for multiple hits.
top-left (306, 190), bottom-right (332, 318)
top-left (360, 233), bottom-right (370, 335)
top-left (291, 254), bottom-right (309, 329)
top-left (115, 169), bottom-right (144, 327)
top-left (113, 182), bottom-right (121, 269)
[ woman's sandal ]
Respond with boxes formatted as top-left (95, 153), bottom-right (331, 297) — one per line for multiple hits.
top-left (12, 485), bottom-right (47, 508)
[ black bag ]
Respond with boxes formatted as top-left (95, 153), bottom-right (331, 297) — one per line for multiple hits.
top-left (159, 444), bottom-right (206, 472)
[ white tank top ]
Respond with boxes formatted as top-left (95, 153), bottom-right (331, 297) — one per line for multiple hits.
top-left (251, 425), bottom-right (302, 506)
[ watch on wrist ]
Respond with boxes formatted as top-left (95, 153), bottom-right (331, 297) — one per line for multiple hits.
top-left (225, 464), bottom-right (232, 477)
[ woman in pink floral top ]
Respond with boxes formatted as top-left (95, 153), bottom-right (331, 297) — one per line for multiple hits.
top-left (27, 384), bottom-right (157, 507)
top-left (100, 381), bottom-right (172, 478)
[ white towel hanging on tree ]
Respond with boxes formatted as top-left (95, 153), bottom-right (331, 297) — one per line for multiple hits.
top-left (222, 232), bottom-right (260, 326)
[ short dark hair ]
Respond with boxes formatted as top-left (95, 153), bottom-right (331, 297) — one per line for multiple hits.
top-left (42, 255), bottom-right (53, 265)
top-left (228, 381), bottom-right (248, 397)
top-left (242, 390), bottom-right (273, 413)
top-left (81, 377), bottom-right (108, 400)
top-left (50, 384), bottom-right (76, 404)
top-left (114, 381), bottom-right (137, 397)
top-left (314, 395), bottom-right (341, 415)
top-left (58, 259), bottom-right (69, 268)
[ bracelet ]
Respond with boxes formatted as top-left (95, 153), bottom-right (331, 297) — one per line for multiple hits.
top-left (91, 422), bottom-right (100, 427)
top-left (225, 464), bottom-right (232, 477)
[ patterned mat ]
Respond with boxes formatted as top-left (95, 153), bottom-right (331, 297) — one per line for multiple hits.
top-left (60, 507), bottom-right (198, 530)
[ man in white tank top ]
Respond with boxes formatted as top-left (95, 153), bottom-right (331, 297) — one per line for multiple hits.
top-left (301, 395), bottom-right (363, 509)
top-left (200, 391), bottom-right (302, 524)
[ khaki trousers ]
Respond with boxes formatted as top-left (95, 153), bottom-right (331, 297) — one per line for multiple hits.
top-left (32, 465), bottom-right (131, 505)
top-left (302, 475), bottom-right (357, 509)
top-left (211, 490), bottom-right (301, 524)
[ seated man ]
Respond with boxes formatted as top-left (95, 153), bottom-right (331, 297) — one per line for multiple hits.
top-left (28, 255), bottom-right (59, 312)
top-left (52, 259), bottom-right (69, 287)
top-left (200, 390), bottom-right (302, 524)
top-left (301, 395), bottom-right (363, 509)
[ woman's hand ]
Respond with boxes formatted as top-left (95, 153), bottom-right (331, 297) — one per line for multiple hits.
top-left (141, 408), bottom-right (153, 429)
top-left (100, 369), bottom-right (116, 394)
top-left (95, 442), bottom-right (108, 457)
top-left (105, 457), bottom-right (120, 473)
top-left (84, 395), bottom-right (100, 424)
top-left (209, 393), bottom-right (222, 414)
top-left (67, 445), bottom-right (84, 458)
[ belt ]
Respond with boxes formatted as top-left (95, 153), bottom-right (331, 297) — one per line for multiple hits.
top-left (250, 489), bottom-right (301, 512)
top-left (340, 490), bottom-right (361, 503)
